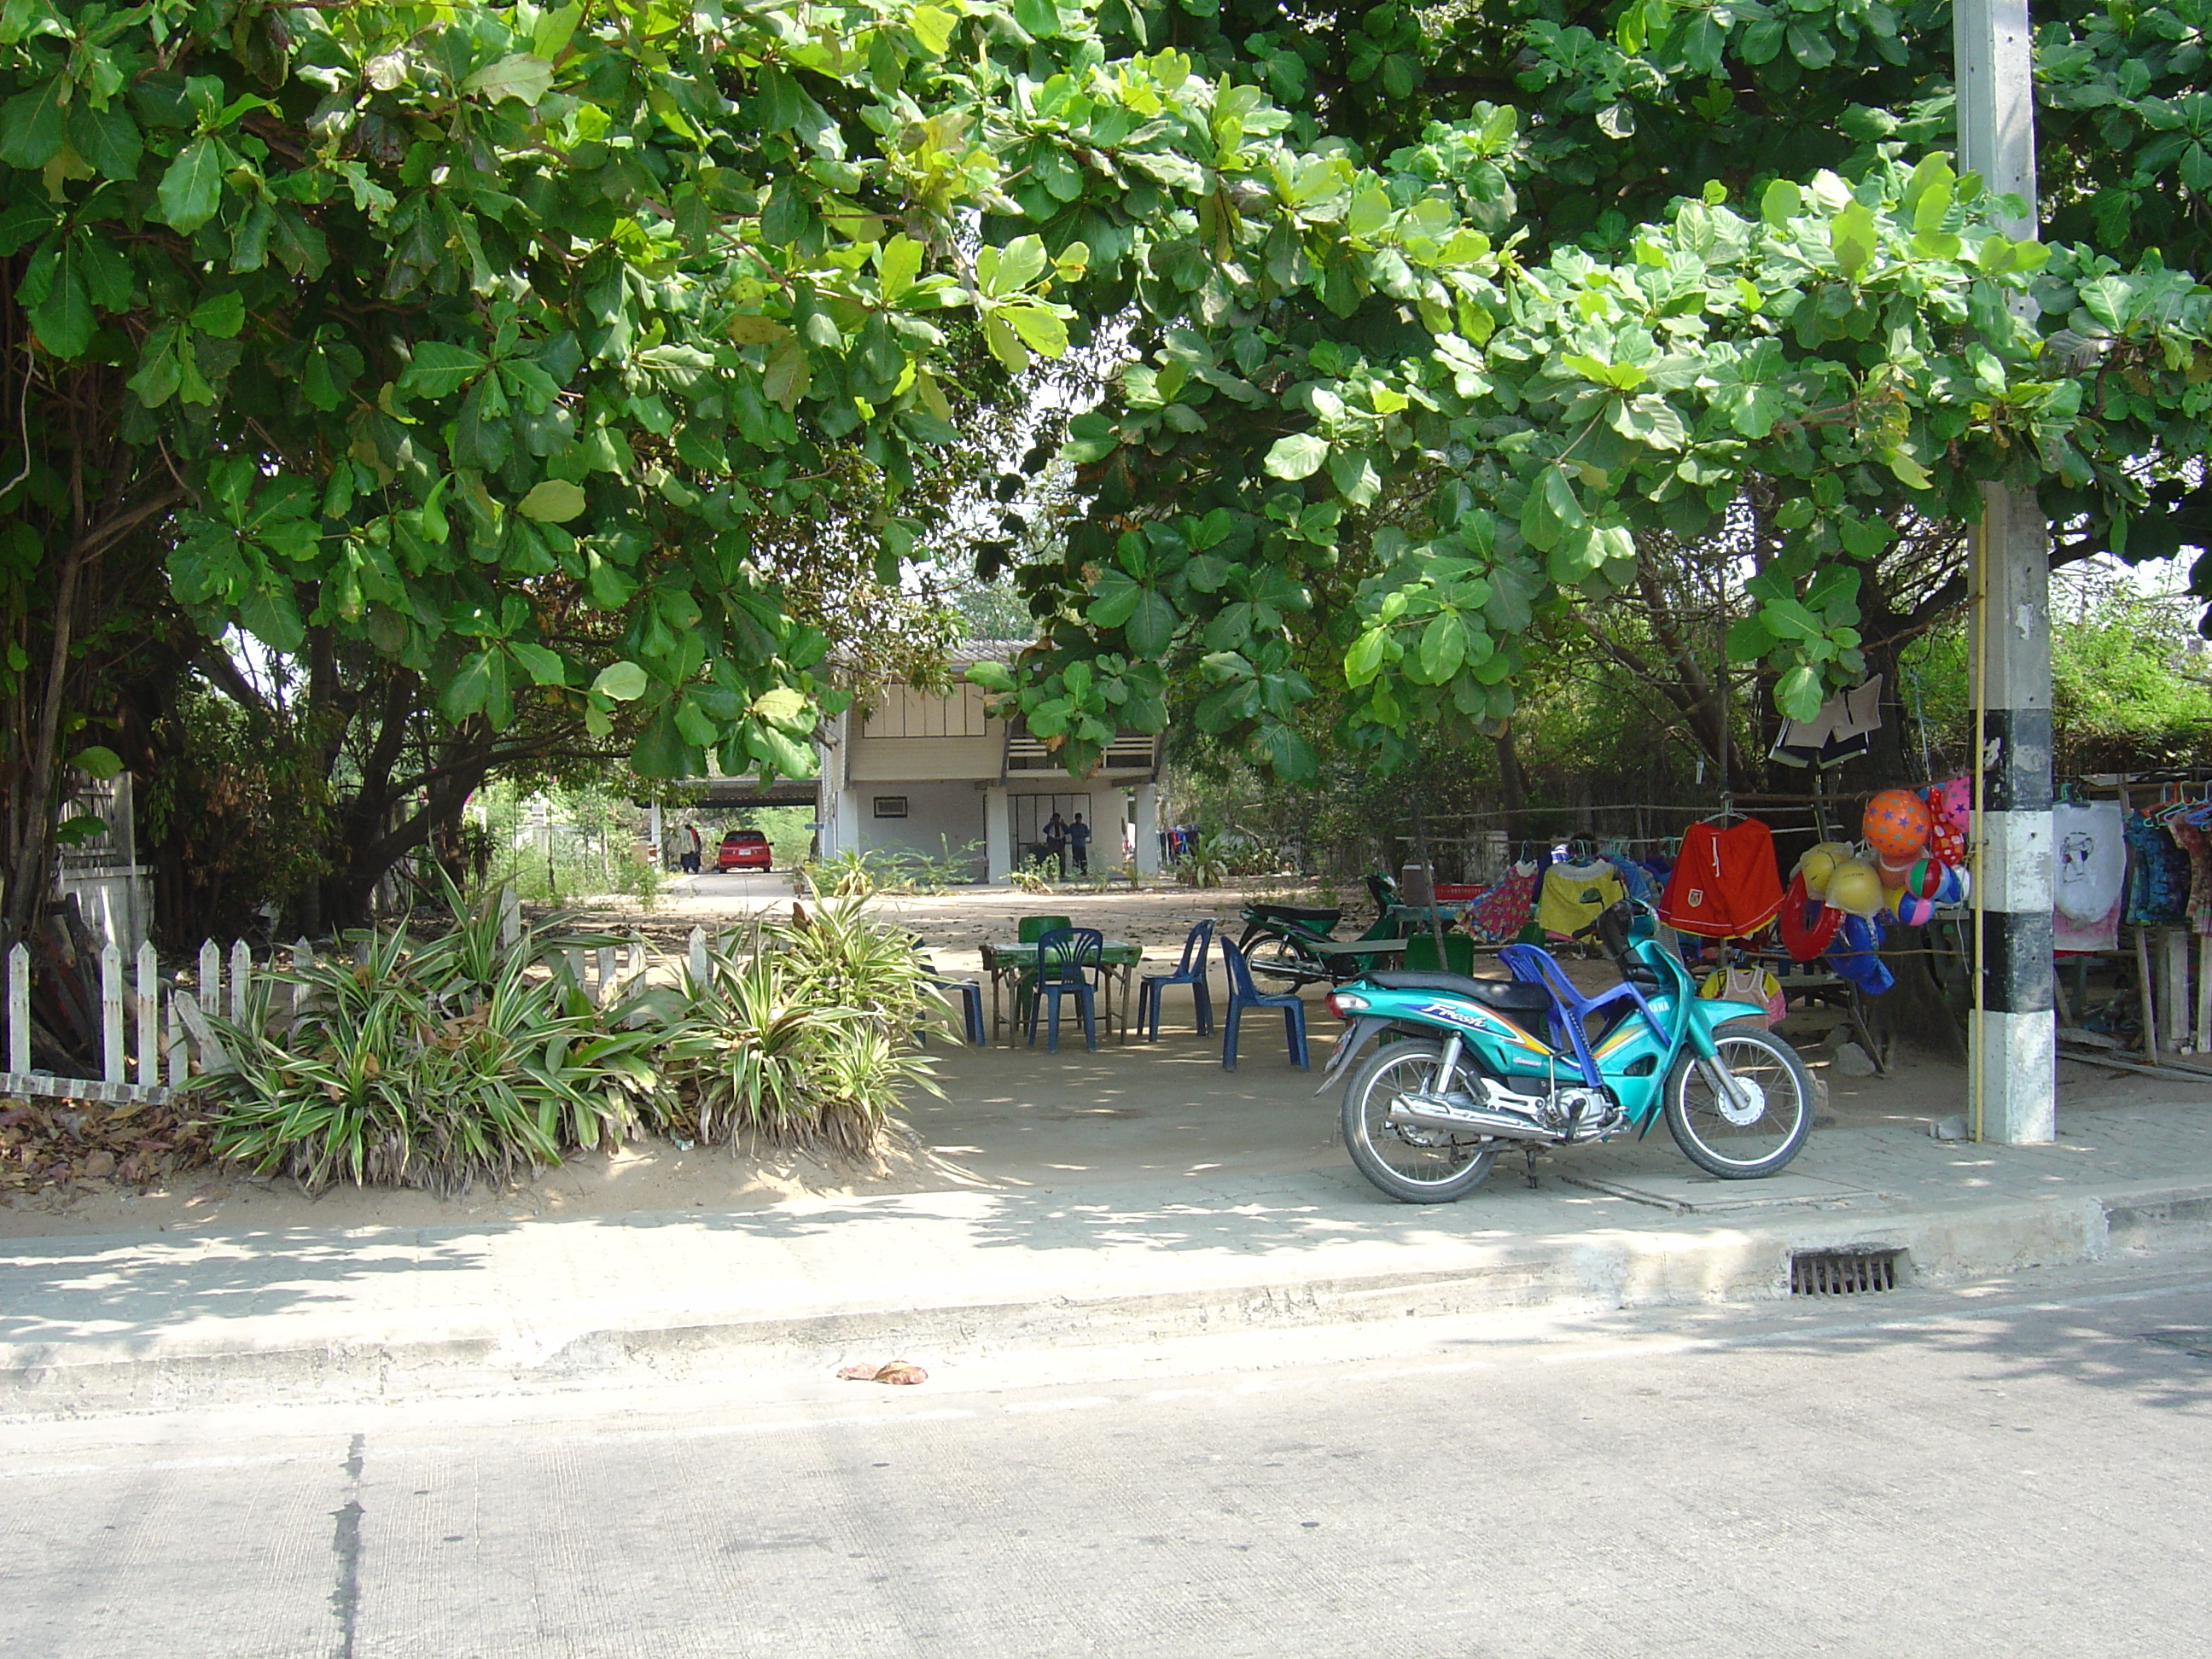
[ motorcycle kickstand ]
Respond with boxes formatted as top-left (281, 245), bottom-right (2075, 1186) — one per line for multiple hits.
top-left (1522, 1146), bottom-right (1540, 1189)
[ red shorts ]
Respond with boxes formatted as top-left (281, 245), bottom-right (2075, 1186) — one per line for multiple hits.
top-left (1660, 819), bottom-right (1785, 940)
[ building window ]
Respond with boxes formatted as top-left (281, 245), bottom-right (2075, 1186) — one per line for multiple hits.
top-left (872, 795), bottom-right (909, 818)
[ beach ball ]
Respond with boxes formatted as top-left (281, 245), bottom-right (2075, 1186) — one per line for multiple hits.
top-left (1902, 857), bottom-right (1948, 900)
top-left (1862, 789), bottom-right (1931, 861)
top-left (1877, 853), bottom-right (1914, 890)
top-left (1928, 777), bottom-right (1971, 834)
top-left (1796, 841), bottom-right (1856, 899)
top-left (1890, 888), bottom-right (1939, 926)
top-left (1825, 857), bottom-right (1885, 918)
top-left (1935, 862), bottom-right (1969, 905)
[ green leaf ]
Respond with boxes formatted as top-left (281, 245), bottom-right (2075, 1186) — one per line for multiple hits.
top-left (156, 137), bottom-right (231, 235)
top-left (1000, 301), bottom-right (1068, 358)
top-left (965, 661), bottom-right (1016, 693)
top-left (592, 661), bottom-right (649, 701)
top-left (1264, 432), bottom-right (1330, 480)
top-left (752, 686), bottom-right (813, 732)
top-left (517, 480), bottom-right (587, 521)
top-left (1419, 611), bottom-right (1466, 681)
top-left (908, 4), bottom-right (957, 52)
top-left (190, 290), bottom-right (245, 339)
top-left (1830, 199), bottom-right (1877, 281)
top-left (463, 53), bottom-right (556, 106)
top-left (66, 99), bottom-right (141, 181)
top-left (400, 341), bottom-right (488, 399)
top-left (1126, 590), bottom-right (1178, 657)
top-left (1345, 628), bottom-right (1390, 686)
top-left (878, 234), bottom-right (924, 305)
top-left (54, 815), bottom-right (108, 847)
top-left (1761, 180), bottom-right (1802, 229)
top-left (509, 642), bottom-right (568, 685)
top-left (70, 745), bottom-right (124, 780)
top-left (1774, 664), bottom-right (1825, 723)
top-left (0, 79), bottom-right (65, 169)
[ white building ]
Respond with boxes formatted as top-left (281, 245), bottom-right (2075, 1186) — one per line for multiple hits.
top-left (701, 648), bottom-right (1165, 882)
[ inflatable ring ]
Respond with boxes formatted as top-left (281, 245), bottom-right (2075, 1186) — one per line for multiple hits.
top-left (1778, 870), bottom-right (1842, 962)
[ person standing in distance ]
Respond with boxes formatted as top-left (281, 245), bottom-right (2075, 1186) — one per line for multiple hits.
top-left (1044, 812), bottom-right (1068, 877)
top-left (1068, 812), bottom-right (1091, 875)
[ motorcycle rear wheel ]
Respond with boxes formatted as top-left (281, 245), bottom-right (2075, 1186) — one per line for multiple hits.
top-left (1342, 1038), bottom-right (1500, 1203)
top-left (1245, 933), bottom-right (1326, 988)
top-left (1662, 1027), bottom-right (1814, 1178)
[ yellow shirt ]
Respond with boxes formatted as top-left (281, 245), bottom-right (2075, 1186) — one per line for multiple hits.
top-left (1534, 860), bottom-right (1626, 937)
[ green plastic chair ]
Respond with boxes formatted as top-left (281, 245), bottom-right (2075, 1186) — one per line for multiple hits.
top-left (1013, 916), bottom-right (1074, 1022)
top-left (1403, 932), bottom-right (1476, 975)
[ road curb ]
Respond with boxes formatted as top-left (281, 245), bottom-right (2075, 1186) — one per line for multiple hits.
top-left (4, 1179), bottom-right (2209, 1418)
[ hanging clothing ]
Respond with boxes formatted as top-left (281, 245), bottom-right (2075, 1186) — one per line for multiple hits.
top-left (2171, 819), bottom-right (2212, 937)
top-left (1460, 859), bottom-right (1541, 944)
top-left (1603, 853), bottom-right (1657, 905)
top-left (2124, 812), bottom-right (2192, 928)
top-left (1534, 859), bottom-right (1626, 938)
top-left (1659, 818), bottom-right (1785, 940)
top-left (1699, 964), bottom-right (1787, 1027)
top-left (2053, 801), bottom-right (2127, 927)
top-left (1769, 677), bottom-right (1884, 770)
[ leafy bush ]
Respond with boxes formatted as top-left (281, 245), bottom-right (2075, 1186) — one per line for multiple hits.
top-left (1009, 855), bottom-right (1058, 894)
top-left (198, 885), bottom-right (660, 1195)
top-left (656, 897), bottom-right (940, 1155)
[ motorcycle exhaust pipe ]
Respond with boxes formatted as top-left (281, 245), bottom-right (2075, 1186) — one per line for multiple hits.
top-left (1387, 1095), bottom-right (1553, 1141)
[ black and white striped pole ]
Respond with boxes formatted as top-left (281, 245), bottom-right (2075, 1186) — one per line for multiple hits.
top-left (1957, 0), bottom-right (2056, 1144)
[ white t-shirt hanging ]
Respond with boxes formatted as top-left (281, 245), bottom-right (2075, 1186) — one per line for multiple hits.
top-left (2052, 801), bottom-right (2126, 925)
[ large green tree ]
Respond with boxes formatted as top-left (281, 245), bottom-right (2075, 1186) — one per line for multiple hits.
top-left (8, 0), bottom-right (2212, 952)
top-left (975, 0), bottom-right (2212, 778)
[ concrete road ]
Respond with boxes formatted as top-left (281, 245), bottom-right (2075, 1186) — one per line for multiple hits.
top-left (3, 1254), bottom-right (2209, 1658)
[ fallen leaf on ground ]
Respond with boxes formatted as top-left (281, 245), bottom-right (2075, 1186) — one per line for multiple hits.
top-left (836, 1361), bottom-right (928, 1385)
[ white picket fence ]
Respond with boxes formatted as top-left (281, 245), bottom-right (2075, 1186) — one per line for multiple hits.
top-left (1, 891), bottom-right (665, 1108)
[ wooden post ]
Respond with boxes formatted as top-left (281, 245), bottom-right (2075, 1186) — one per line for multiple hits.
top-left (199, 940), bottom-right (220, 1024)
top-left (499, 885), bottom-right (521, 951)
top-left (101, 942), bottom-right (125, 1085)
top-left (230, 940), bottom-right (251, 1023)
top-left (2162, 928), bottom-right (2189, 1051)
top-left (597, 946), bottom-right (616, 1007)
top-left (2135, 925), bottom-right (2159, 1066)
top-left (173, 991), bottom-right (227, 1072)
top-left (135, 940), bottom-right (159, 1085)
top-left (2197, 934), bottom-right (2211, 1056)
top-left (687, 926), bottom-right (710, 992)
top-left (6, 942), bottom-right (28, 1075)
top-left (290, 938), bottom-right (314, 1028)
top-left (166, 992), bottom-right (185, 1088)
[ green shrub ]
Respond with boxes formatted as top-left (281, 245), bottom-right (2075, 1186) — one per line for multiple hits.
top-left (198, 882), bottom-right (661, 1195)
top-left (657, 896), bottom-right (940, 1156)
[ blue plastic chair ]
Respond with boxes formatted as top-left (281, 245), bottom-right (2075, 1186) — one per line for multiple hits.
top-left (1219, 936), bottom-right (1308, 1070)
top-left (928, 975), bottom-right (986, 1045)
top-left (1139, 921), bottom-right (1214, 1040)
top-left (1026, 927), bottom-right (1102, 1052)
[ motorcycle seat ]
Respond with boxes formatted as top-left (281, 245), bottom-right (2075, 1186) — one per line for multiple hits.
top-left (1248, 903), bottom-right (1342, 928)
top-left (1369, 969), bottom-right (1552, 1016)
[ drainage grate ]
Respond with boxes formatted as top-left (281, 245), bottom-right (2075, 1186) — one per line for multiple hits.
top-left (1790, 1248), bottom-right (1902, 1296)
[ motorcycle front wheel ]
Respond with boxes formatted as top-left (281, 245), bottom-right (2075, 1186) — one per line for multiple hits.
top-left (1342, 1038), bottom-right (1500, 1203)
top-left (1662, 1027), bottom-right (1814, 1179)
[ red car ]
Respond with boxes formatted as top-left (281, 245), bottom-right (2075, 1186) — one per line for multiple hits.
top-left (715, 829), bottom-right (772, 872)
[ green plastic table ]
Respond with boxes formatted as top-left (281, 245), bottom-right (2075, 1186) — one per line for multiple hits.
top-left (981, 938), bottom-right (1144, 1045)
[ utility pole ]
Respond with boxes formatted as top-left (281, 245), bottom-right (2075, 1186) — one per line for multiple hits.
top-left (1956, 0), bottom-right (2056, 1144)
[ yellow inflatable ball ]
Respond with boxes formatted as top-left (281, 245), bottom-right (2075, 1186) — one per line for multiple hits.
top-left (1795, 841), bottom-right (1856, 899)
top-left (1824, 857), bottom-right (1885, 918)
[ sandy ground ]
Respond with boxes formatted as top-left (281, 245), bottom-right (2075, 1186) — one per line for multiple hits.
top-left (0, 878), bottom-right (2189, 1239)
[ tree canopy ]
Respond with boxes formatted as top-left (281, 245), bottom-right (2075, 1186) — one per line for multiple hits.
top-left (6, 0), bottom-right (2212, 943)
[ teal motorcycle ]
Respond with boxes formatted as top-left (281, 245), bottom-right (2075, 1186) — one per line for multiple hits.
top-left (1320, 901), bottom-right (1813, 1203)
